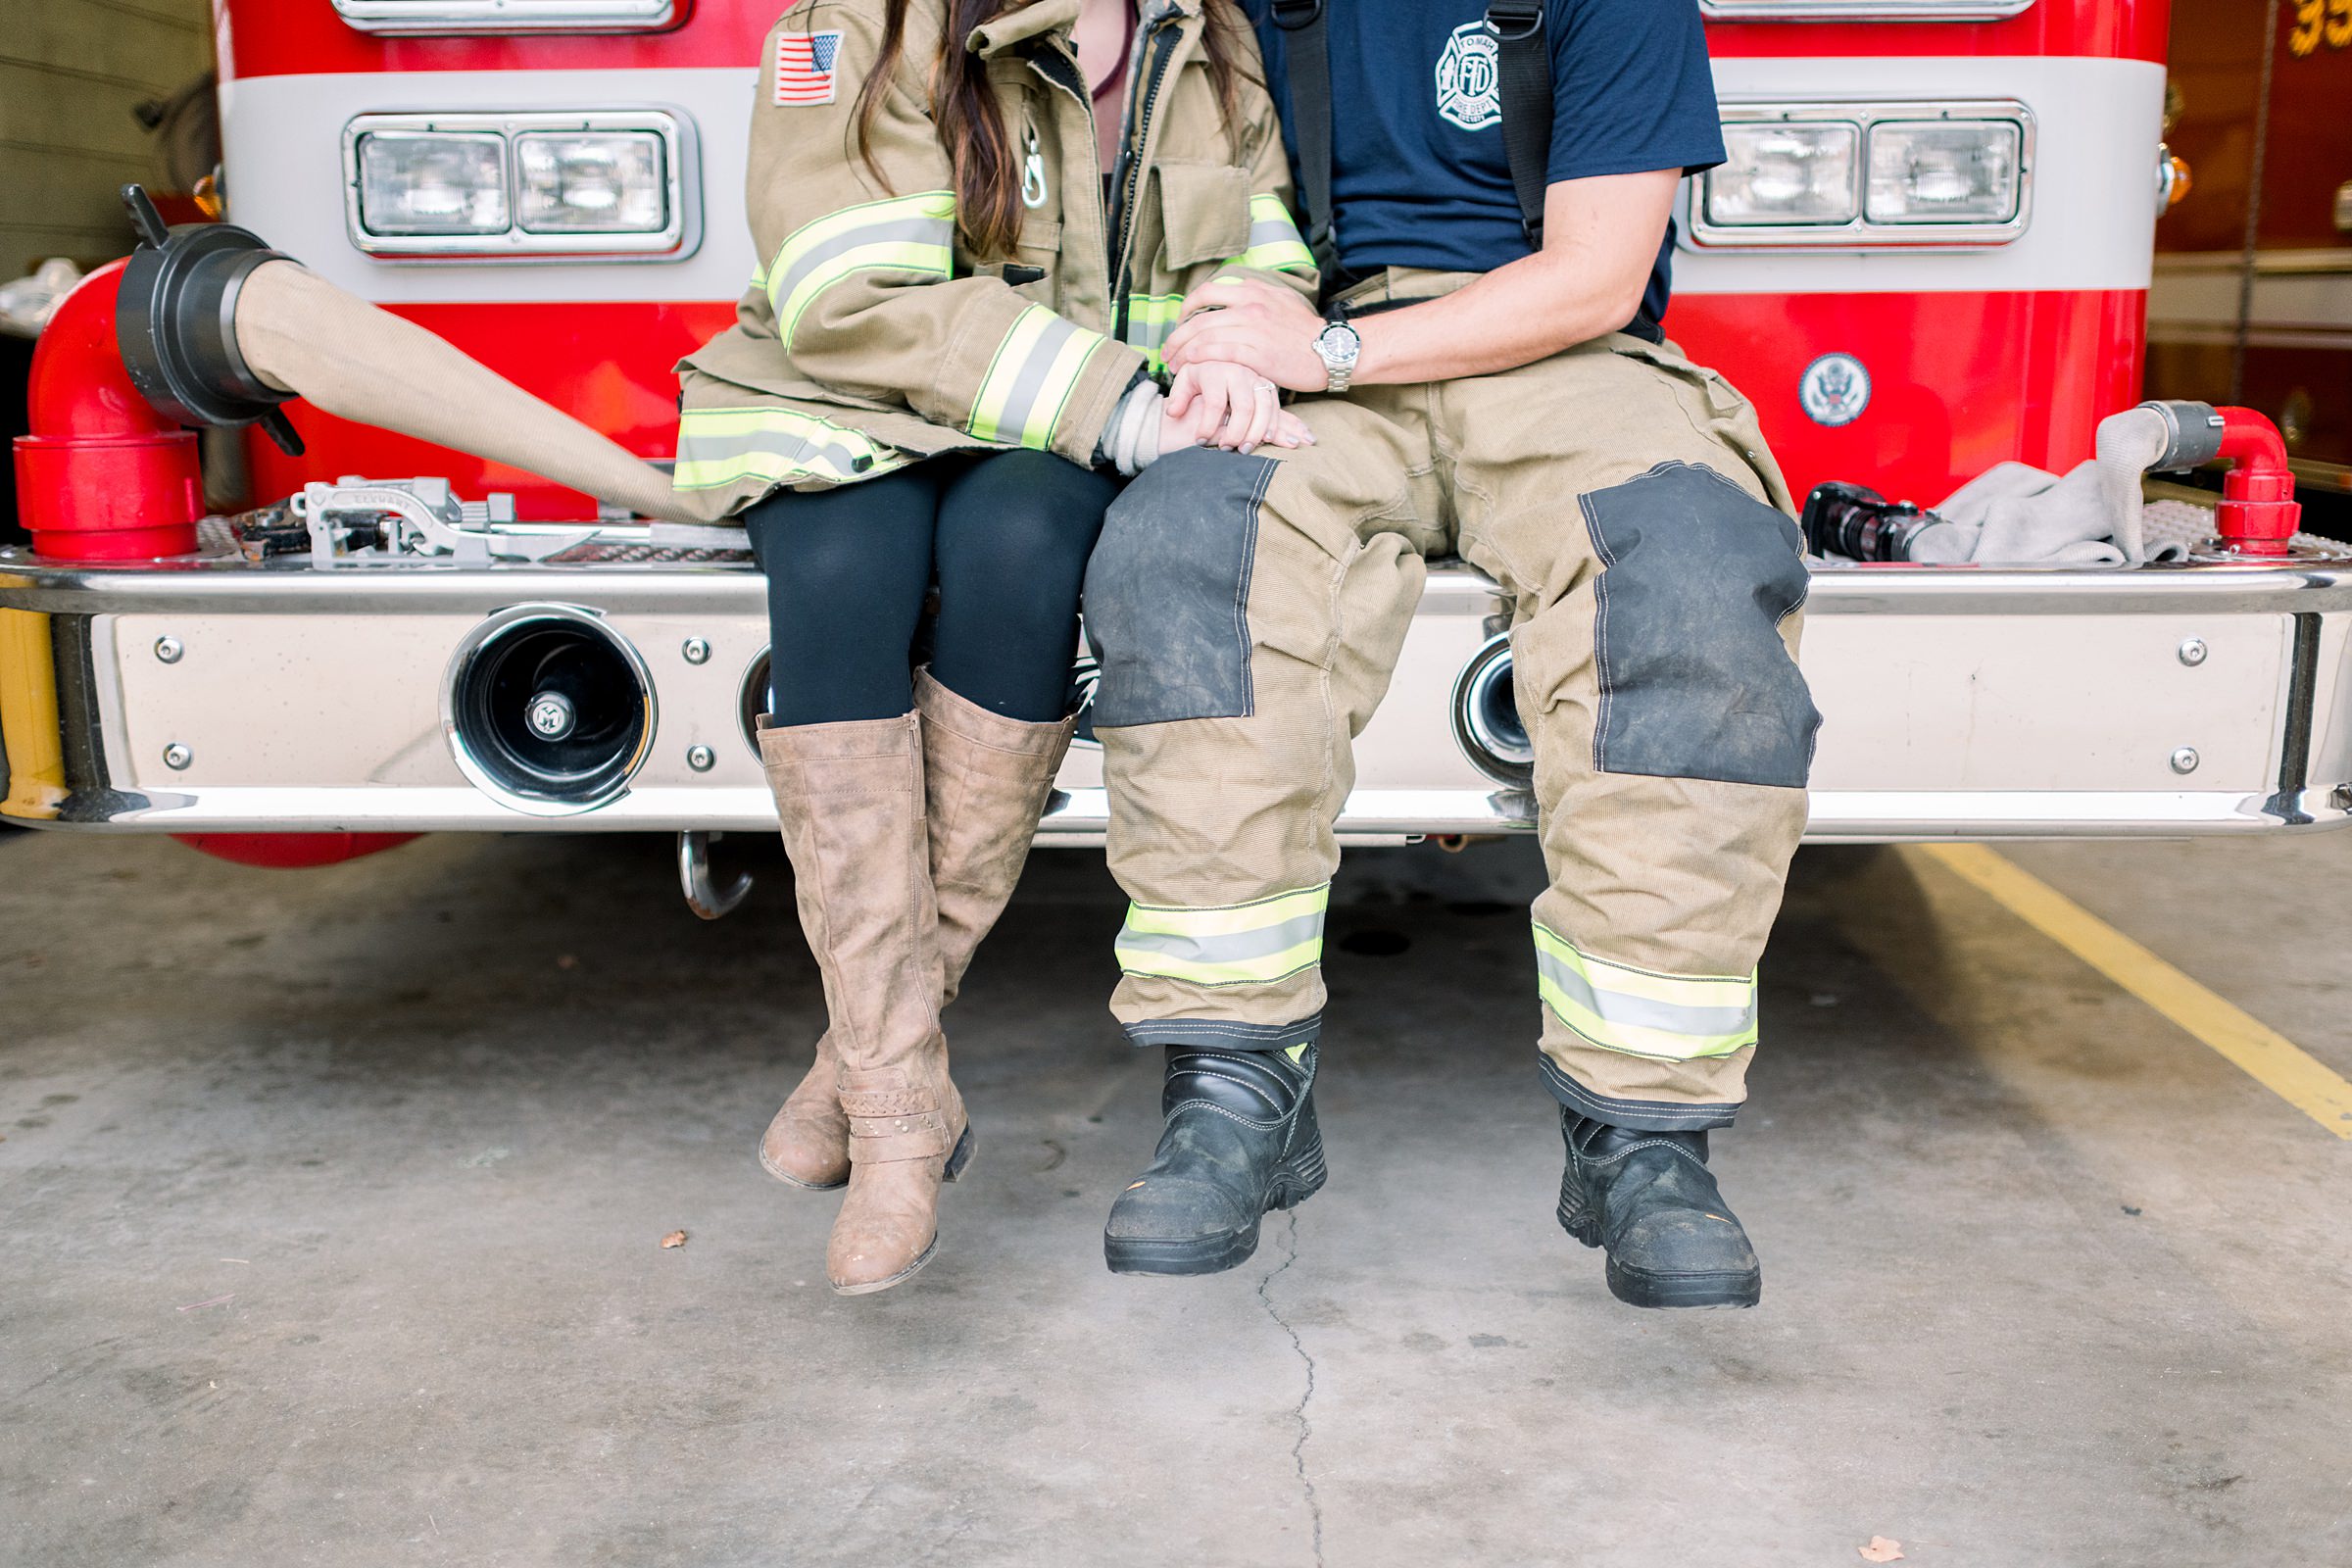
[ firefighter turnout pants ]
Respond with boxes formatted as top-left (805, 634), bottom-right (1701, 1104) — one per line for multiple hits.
top-left (1084, 271), bottom-right (1820, 1131)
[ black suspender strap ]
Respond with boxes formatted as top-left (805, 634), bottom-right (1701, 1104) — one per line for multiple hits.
top-left (1486, 0), bottom-right (1550, 249)
top-left (1269, 0), bottom-right (1337, 274)
top-left (1487, 0), bottom-right (1666, 342)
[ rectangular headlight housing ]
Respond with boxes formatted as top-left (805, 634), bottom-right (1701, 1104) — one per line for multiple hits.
top-left (330, 0), bottom-right (674, 35)
top-left (1689, 101), bottom-right (2033, 250)
top-left (517, 132), bottom-right (669, 233)
top-left (343, 111), bottom-right (698, 261)
top-left (1866, 121), bottom-right (2023, 223)
top-left (356, 132), bottom-right (509, 235)
top-left (1705, 122), bottom-right (1859, 226)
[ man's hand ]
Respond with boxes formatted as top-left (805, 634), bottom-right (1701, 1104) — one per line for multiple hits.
top-left (1169, 169), bottom-right (1685, 390)
top-left (1163, 276), bottom-right (1329, 392)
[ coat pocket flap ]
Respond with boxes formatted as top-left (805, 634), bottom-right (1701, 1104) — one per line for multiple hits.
top-left (1152, 162), bottom-right (1250, 270)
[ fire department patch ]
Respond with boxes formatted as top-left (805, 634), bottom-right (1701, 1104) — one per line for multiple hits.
top-left (1435, 20), bottom-right (1501, 131)
top-left (775, 29), bottom-right (843, 107)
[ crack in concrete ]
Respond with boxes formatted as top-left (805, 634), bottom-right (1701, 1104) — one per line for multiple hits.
top-left (1255, 1211), bottom-right (1323, 1568)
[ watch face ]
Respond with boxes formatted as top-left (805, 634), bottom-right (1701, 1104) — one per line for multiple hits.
top-left (1318, 324), bottom-right (1360, 365)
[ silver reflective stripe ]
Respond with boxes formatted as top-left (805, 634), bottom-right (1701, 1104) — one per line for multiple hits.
top-left (1534, 947), bottom-right (1757, 1038)
top-left (675, 423), bottom-right (874, 479)
top-left (991, 314), bottom-right (1083, 446)
top-left (1247, 216), bottom-right (1297, 249)
top-left (769, 214), bottom-right (955, 316)
top-left (1114, 910), bottom-right (1326, 968)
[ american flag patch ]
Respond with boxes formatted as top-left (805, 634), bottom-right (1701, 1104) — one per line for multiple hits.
top-left (774, 29), bottom-right (843, 106)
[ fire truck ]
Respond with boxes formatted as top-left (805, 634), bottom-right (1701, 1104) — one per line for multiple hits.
top-left (2146, 0), bottom-right (2352, 506)
top-left (5, 0), bottom-right (2348, 905)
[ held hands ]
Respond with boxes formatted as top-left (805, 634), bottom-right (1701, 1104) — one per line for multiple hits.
top-left (1163, 276), bottom-right (1332, 392)
top-left (1162, 359), bottom-right (1314, 456)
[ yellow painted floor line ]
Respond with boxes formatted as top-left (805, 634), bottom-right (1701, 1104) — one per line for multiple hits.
top-left (1914, 843), bottom-right (2352, 1140)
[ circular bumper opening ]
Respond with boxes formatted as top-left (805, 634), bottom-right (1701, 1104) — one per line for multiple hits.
top-left (443, 604), bottom-right (655, 815)
top-left (1451, 635), bottom-right (1534, 787)
top-left (738, 649), bottom-right (772, 759)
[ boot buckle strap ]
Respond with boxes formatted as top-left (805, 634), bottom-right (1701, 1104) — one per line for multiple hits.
top-left (847, 1113), bottom-right (955, 1162)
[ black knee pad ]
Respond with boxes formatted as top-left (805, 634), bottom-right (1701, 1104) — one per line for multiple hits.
top-left (1579, 461), bottom-right (1820, 789)
top-left (1084, 448), bottom-right (1277, 727)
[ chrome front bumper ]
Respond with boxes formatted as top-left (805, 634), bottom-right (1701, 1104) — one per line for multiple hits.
top-left (7, 542), bottom-right (2352, 842)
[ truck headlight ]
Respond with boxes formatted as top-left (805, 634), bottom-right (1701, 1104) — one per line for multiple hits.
top-left (1706, 122), bottom-right (1859, 226)
top-left (1689, 100), bottom-right (2033, 249)
top-left (1866, 121), bottom-right (2023, 223)
top-left (343, 110), bottom-right (698, 260)
top-left (331, 0), bottom-right (675, 34)
top-left (516, 132), bottom-right (667, 233)
top-left (356, 132), bottom-right (509, 235)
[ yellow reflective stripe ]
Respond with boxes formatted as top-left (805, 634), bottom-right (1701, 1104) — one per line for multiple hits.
top-left (1532, 924), bottom-right (1759, 1062)
top-left (1123, 293), bottom-right (1184, 371)
top-left (967, 304), bottom-right (1105, 450)
top-left (1228, 194), bottom-right (1315, 275)
top-left (671, 405), bottom-right (911, 491)
top-left (1115, 885), bottom-right (1331, 987)
top-left (766, 189), bottom-right (956, 348)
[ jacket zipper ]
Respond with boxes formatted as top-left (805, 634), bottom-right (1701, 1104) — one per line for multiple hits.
top-left (1024, 44), bottom-right (1115, 330)
top-left (1109, 4), bottom-right (1183, 347)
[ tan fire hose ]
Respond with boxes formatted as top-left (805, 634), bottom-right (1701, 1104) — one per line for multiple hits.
top-left (230, 261), bottom-right (703, 524)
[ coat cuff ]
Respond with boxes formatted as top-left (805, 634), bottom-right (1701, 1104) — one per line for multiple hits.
top-left (1053, 339), bottom-right (1152, 469)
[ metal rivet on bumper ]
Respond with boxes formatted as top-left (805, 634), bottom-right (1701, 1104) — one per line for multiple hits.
top-left (154, 636), bottom-right (183, 663)
top-left (2178, 637), bottom-right (2208, 666)
top-left (686, 744), bottom-right (715, 772)
top-left (682, 638), bottom-right (711, 665)
top-left (163, 743), bottom-right (193, 770)
top-left (2170, 747), bottom-right (2200, 775)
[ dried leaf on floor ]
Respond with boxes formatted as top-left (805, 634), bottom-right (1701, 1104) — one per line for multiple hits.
top-left (660, 1230), bottom-right (688, 1250)
top-left (1858, 1537), bottom-right (1905, 1563)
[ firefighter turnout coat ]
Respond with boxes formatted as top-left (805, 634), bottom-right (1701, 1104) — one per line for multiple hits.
top-left (672, 0), bottom-right (1316, 516)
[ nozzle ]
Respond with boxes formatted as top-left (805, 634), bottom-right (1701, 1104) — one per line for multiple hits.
top-left (115, 184), bottom-right (305, 455)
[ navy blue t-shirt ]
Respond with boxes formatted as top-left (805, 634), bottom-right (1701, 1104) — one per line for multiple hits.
top-left (1247, 0), bottom-right (1725, 325)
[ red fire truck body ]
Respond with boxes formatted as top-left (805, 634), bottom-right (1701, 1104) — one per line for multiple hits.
top-left (213, 0), bottom-right (2167, 518)
top-left (10, 0), bottom-right (2352, 879)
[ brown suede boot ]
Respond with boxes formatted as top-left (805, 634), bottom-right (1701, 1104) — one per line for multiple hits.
top-left (757, 711), bottom-right (972, 1295)
top-left (757, 1037), bottom-right (850, 1190)
top-left (916, 669), bottom-right (1081, 1008)
top-left (757, 673), bottom-right (1074, 1190)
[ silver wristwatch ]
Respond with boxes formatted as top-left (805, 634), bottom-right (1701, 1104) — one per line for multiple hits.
top-left (1313, 319), bottom-right (1361, 394)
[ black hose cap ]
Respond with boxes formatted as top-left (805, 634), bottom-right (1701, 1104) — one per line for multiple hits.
top-left (115, 184), bottom-right (305, 456)
top-left (2136, 399), bottom-right (2226, 473)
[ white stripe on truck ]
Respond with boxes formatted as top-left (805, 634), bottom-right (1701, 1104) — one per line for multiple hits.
top-left (221, 54), bottom-right (2161, 307)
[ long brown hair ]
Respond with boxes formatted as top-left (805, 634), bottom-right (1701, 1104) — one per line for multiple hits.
top-left (852, 0), bottom-right (1252, 260)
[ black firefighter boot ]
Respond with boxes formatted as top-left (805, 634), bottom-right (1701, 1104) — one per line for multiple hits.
top-left (1103, 1045), bottom-right (1327, 1276)
top-left (1556, 1110), bottom-right (1763, 1309)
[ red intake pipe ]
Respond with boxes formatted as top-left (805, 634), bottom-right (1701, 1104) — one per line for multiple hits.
top-left (2212, 405), bottom-right (2300, 557)
top-left (12, 261), bottom-right (204, 560)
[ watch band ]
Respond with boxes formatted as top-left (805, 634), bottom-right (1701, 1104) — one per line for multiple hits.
top-left (1316, 320), bottom-right (1359, 394)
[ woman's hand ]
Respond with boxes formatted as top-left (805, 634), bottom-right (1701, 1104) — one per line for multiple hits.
top-left (1163, 360), bottom-right (1315, 456)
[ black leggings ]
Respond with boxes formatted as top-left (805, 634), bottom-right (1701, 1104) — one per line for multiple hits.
top-left (744, 449), bottom-right (1119, 726)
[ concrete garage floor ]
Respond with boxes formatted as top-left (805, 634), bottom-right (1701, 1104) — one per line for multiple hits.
top-left (2, 824), bottom-right (2348, 1567)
